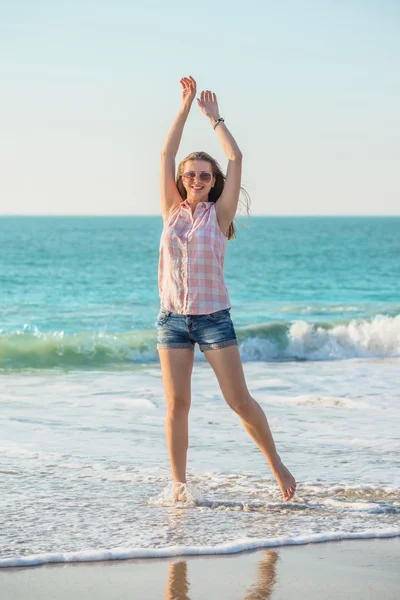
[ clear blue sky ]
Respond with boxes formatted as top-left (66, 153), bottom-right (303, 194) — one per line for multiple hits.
top-left (1, 0), bottom-right (399, 215)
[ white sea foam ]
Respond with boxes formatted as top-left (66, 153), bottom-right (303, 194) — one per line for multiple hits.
top-left (281, 305), bottom-right (364, 314)
top-left (318, 498), bottom-right (381, 511)
top-left (348, 438), bottom-right (400, 451)
top-left (239, 314), bottom-right (400, 361)
top-left (1, 529), bottom-right (399, 568)
top-left (111, 398), bottom-right (155, 409)
top-left (299, 481), bottom-right (400, 495)
top-left (0, 441), bottom-right (57, 460)
top-left (150, 481), bottom-right (201, 507)
top-left (249, 377), bottom-right (291, 390)
top-left (287, 315), bottom-right (400, 360)
top-left (259, 394), bottom-right (371, 409)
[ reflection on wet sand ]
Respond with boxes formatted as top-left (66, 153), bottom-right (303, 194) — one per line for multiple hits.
top-left (164, 551), bottom-right (279, 600)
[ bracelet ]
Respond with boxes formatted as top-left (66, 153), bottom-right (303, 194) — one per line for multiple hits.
top-left (213, 117), bottom-right (225, 130)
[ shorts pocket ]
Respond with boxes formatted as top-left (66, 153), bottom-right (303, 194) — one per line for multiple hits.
top-left (157, 308), bottom-right (171, 325)
top-left (205, 308), bottom-right (231, 322)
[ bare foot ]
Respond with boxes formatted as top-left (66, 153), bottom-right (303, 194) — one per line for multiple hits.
top-left (173, 481), bottom-right (189, 502)
top-left (270, 459), bottom-right (297, 502)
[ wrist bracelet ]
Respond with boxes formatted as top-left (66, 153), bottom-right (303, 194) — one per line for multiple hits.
top-left (213, 117), bottom-right (225, 130)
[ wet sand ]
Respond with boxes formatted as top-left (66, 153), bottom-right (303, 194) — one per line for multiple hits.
top-left (1, 538), bottom-right (399, 599)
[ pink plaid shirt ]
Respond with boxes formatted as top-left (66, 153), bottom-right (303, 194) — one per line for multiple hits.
top-left (158, 199), bottom-right (231, 315)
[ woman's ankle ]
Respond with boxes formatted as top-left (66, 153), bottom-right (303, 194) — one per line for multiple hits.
top-left (173, 481), bottom-right (189, 501)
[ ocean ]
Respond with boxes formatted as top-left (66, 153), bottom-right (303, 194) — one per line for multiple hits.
top-left (1, 215), bottom-right (399, 567)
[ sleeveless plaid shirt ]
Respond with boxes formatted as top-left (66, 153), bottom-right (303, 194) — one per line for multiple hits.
top-left (158, 199), bottom-right (231, 315)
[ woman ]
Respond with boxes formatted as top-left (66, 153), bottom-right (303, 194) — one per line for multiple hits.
top-left (157, 75), bottom-right (296, 503)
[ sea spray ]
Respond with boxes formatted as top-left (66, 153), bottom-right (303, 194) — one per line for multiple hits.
top-left (150, 481), bottom-right (201, 507)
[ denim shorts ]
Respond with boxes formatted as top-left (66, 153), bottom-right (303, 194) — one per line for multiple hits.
top-left (156, 306), bottom-right (239, 353)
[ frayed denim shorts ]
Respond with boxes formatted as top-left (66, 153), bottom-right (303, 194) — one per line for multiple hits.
top-left (156, 306), bottom-right (239, 353)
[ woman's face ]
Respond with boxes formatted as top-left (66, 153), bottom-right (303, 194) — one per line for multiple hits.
top-left (181, 160), bottom-right (215, 202)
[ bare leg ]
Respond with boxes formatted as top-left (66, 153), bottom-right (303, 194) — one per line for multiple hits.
top-left (158, 348), bottom-right (195, 496)
top-left (232, 393), bottom-right (296, 501)
top-left (204, 345), bottom-right (297, 501)
top-left (165, 404), bottom-right (189, 483)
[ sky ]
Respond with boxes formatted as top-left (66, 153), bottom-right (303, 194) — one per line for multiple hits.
top-left (1, 0), bottom-right (399, 216)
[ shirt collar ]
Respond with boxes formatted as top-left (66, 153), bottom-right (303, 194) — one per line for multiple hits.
top-left (181, 200), bottom-right (211, 209)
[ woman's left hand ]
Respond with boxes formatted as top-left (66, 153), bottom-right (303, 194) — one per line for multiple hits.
top-left (197, 90), bottom-right (220, 121)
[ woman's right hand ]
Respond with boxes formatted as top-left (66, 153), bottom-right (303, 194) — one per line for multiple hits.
top-left (180, 76), bottom-right (197, 108)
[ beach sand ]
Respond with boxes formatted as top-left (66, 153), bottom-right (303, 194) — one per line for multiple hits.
top-left (1, 538), bottom-right (399, 599)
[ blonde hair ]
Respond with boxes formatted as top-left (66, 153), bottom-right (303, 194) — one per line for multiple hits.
top-left (176, 151), bottom-right (251, 241)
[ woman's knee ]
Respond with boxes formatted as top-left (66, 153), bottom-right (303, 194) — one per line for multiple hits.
top-left (166, 395), bottom-right (191, 418)
top-left (226, 393), bottom-right (253, 417)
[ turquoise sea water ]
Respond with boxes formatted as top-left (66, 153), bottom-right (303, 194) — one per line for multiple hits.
top-left (1, 216), bottom-right (399, 369)
top-left (1, 215), bottom-right (399, 565)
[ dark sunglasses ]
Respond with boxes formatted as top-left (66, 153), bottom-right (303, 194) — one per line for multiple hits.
top-left (182, 171), bottom-right (213, 184)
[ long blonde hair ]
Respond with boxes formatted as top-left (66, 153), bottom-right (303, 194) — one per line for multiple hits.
top-left (176, 151), bottom-right (251, 241)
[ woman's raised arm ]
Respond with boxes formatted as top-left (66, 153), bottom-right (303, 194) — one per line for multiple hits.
top-left (160, 76), bottom-right (197, 220)
top-left (197, 89), bottom-right (243, 226)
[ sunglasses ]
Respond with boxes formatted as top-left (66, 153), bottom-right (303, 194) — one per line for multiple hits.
top-left (182, 171), bottom-right (213, 184)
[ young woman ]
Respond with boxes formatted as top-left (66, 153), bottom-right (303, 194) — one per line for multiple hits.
top-left (157, 75), bottom-right (296, 503)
